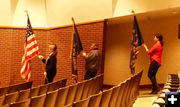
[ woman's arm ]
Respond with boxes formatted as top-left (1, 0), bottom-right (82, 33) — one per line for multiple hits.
top-left (144, 43), bottom-right (158, 55)
top-left (142, 44), bottom-right (149, 52)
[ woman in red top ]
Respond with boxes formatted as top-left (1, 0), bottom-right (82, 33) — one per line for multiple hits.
top-left (143, 34), bottom-right (163, 94)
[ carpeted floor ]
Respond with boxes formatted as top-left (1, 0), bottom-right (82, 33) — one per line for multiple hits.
top-left (133, 89), bottom-right (161, 107)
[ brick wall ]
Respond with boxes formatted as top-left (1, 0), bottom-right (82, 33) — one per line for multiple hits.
top-left (0, 20), bottom-right (105, 87)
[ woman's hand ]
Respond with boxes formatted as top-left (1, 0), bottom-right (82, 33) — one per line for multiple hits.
top-left (142, 43), bottom-right (149, 51)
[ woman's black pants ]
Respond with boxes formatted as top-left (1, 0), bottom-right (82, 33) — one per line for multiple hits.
top-left (148, 60), bottom-right (160, 92)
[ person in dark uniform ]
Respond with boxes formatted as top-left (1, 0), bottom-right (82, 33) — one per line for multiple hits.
top-left (143, 34), bottom-right (163, 94)
top-left (39, 44), bottom-right (57, 84)
top-left (82, 43), bottom-right (101, 80)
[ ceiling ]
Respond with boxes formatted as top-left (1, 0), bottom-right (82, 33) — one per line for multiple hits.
top-left (110, 6), bottom-right (180, 23)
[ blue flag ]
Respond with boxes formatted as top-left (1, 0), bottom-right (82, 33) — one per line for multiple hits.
top-left (73, 24), bottom-right (83, 55)
top-left (72, 23), bottom-right (83, 82)
top-left (130, 16), bottom-right (144, 75)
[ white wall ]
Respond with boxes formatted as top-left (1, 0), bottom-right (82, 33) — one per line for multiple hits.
top-left (113, 0), bottom-right (180, 17)
top-left (2, 0), bottom-right (180, 27)
top-left (104, 13), bottom-right (180, 85)
top-left (0, 0), bottom-right (11, 26)
top-left (12, 0), bottom-right (47, 27)
top-left (46, 0), bottom-right (112, 27)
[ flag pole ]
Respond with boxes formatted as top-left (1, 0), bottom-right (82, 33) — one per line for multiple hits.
top-left (129, 10), bottom-right (144, 75)
top-left (39, 60), bottom-right (49, 83)
top-left (71, 17), bottom-right (78, 83)
top-left (131, 10), bottom-right (135, 16)
top-left (130, 10), bottom-right (136, 75)
top-left (72, 17), bottom-right (75, 24)
top-left (24, 10), bottom-right (29, 16)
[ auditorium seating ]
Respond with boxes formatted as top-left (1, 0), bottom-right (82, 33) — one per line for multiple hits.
top-left (87, 78), bottom-right (95, 97)
top-left (109, 85), bottom-right (120, 107)
top-left (64, 75), bottom-right (103, 106)
top-left (29, 94), bottom-right (46, 107)
top-left (74, 80), bottom-right (85, 102)
top-left (152, 103), bottom-right (161, 107)
top-left (38, 84), bottom-right (48, 95)
top-left (88, 91), bottom-right (102, 107)
top-left (44, 89), bottom-right (58, 107)
top-left (73, 97), bottom-right (90, 107)
top-left (121, 78), bottom-right (131, 107)
top-left (65, 83), bottom-right (78, 105)
top-left (115, 82), bottom-right (125, 107)
top-left (152, 73), bottom-right (180, 107)
top-left (0, 74), bottom-right (102, 107)
top-left (3, 92), bottom-right (19, 105)
top-left (10, 99), bottom-right (30, 107)
top-left (0, 87), bottom-right (9, 97)
top-left (81, 79), bottom-right (91, 99)
top-left (1, 104), bottom-right (9, 107)
top-left (55, 87), bottom-right (69, 107)
top-left (0, 72), bottom-right (143, 107)
top-left (69, 71), bottom-right (143, 107)
top-left (17, 89), bottom-right (30, 102)
top-left (99, 88), bottom-right (113, 107)
top-left (8, 82), bottom-right (32, 94)
top-left (93, 74), bottom-right (103, 94)
top-left (47, 80), bottom-right (65, 92)
top-left (0, 95), bottom-right (5, 106)
top-left (0, 79), bottom-right (66, 106)
top-left (64, 103), bottom-right (73, 107)
top-left (30, 86), bottom-right (40, 97)
top-left (0, 81), bottom-right (32, 96)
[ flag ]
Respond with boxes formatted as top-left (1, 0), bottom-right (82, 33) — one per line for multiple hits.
top-left (71, 22), bottom-right (83, 82)
top-left (73, 23), bottom-right (83, 55)
top-left (20, 15), bottom-right (39, 81)
top-left (130, 16), bottom-right (144, 75)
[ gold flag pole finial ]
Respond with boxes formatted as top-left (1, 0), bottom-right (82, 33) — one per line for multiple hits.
top-left (131, 10), bottom-right (136, 16)
top-left (72, 17), bottom-right (75, 24)
top-left (24, 10), bottom-right (29, 16)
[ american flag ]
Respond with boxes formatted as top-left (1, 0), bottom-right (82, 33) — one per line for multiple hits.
top-left (20, 15), bottom-right (39, 81)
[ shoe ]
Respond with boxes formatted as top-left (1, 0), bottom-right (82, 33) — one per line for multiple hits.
top-left (150, 89), bottom-right (160, 94)
top-left (149, 91), bottom-right (156, 94)
top-left (152, 91), bottom-right (158, 94)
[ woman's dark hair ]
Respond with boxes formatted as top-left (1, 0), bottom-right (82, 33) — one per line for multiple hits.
top-left (155, 33), bottom-right (164, 46)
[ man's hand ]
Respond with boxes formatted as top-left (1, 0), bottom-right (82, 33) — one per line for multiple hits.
top-left (44, 72), bottom-right (47, 77)
top-left (38, 55), bottom-right (44, 59)
top-left (82, 52), bottom-right (87, 56)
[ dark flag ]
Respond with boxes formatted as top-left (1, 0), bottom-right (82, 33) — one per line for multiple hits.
top-left (71, 18), bottom-right (83, 82)
top-left (130, 16), bottom-right (144, 75)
